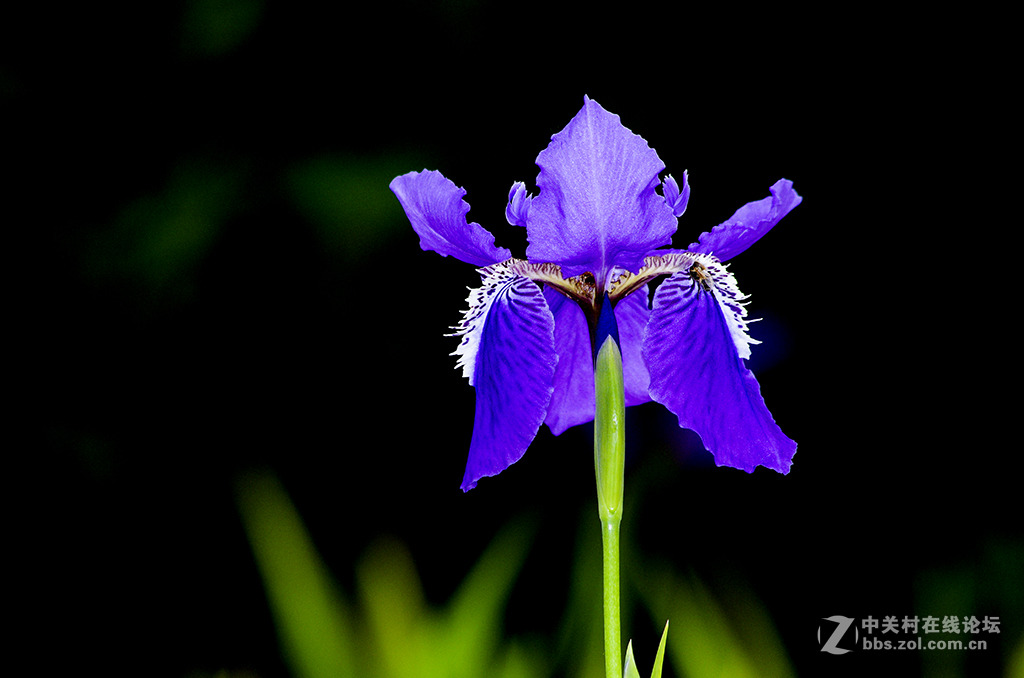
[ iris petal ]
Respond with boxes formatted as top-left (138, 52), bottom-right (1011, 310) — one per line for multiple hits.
top-left (542, 290), bottom-right (594, 436)
top-left (662, 171), bottom-right (690, 217)
top-left (505, 181), bottom-right (532, 228)
top-left (543, 287), bottom-right (652, 435)
top-left (614, 288), bottom-right (653, 408)
top-left (643, 270), bottom-right (796, 473)
top-left (527, 97), bottom-right (678, 282)
top-left (688, 179), bottom-right (802, 262)
top-left (390, 169), bottom-right (511, 267)
top-left (451, 262), bottom-right (557, 490)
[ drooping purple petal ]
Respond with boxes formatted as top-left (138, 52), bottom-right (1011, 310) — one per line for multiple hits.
top-left (643, 270), bottom-right (796, 473)
top-left (543, 287), bottom-right (652, 435)
top-left (390, 169), bottom-right (511, 267)
top-left (614, 287), bottom-right (653, 408)
top-left (451, 262), bottom-right (557, 490)
top-left (688, 179), bottom-right (801, 262)
top-left (527, 97), bottom-right (678, 282)
top-left (542, 289), bottom-right (594, 436)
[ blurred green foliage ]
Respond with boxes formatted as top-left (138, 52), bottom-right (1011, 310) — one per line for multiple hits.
top-left (235, 469), bottom-right (803, 678)
top-left (234, 469), bottom-right (1024, 678)
top-left (285, 154), bottom-right (418, 265)
top-left (85, 158), bottom-right (244, 304)
top-left (180, 0), bottom-right (265, 57)
top-left (237, 470), bottom-right (548, 678)
top-left (636, 565), bottom-right (793, 678)
top-left (916, 539), bottom-right (1024, 678)
top-left (236, 471), bottom-right (357, 678)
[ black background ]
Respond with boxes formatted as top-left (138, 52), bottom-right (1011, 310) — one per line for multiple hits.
top-left (11, 1), bottom-right (1018, 676)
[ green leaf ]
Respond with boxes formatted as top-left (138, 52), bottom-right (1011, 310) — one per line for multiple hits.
top-left (622, 640), bottom-right (641, 678)
top-left (622, 621), bottom-right (669, 678)
top-left (637, 569), bottom-right (794, 678)
top-left (442, 516), bottom-right (535, 677)
top-left (235, 471), bottom-right (356, 678)
top-left (650, 621), bottom-right (669, 678)
top-left (356, 538), bottom-right (429, 678)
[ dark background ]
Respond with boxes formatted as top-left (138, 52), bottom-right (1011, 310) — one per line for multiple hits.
top-left (11, 1), bottom-right (1018, 676)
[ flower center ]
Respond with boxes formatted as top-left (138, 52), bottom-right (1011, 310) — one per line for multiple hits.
top-left (484, 252), bottom-right (727, 317)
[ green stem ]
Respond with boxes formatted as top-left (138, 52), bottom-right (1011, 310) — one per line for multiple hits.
top-left (600, 512), bottom-right (622, 678)
top-left (594, 311), bottom-right (626, 678)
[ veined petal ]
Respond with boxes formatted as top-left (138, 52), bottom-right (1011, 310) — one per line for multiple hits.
top-left (614, 286), bottom-right (653, 408)
top-left (643, 266), bottom-right (795, 473)
top-left (543, 286), bottom-right (652, 435)
top-left (449, 260), bottom-right (557, 490)
top-left (611, 251), bottom-right (755, 364)
top-left (542, 289), bottom-right (594, 436)
top-left (688, 179), bottom-right (802, 262)
top-left (527, 97), bottom-right (678, 282)
top-left (390, 169), bottom-right (511, 267)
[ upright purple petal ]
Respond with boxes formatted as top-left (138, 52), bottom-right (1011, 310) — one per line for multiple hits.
top-left (505, 181), bottom-right (532, 227)
top-left (451, 263), bottom-right (557, 490)
top-left (643, 270), bottom-right (796, 473)
top-left (527, 97), bottom-right (678, 282)
top-left (390, 169), bottom-right (511, 267)
top-left (688, 179), bottom-right (802, 262)
top-left (662, 171), bottom-right (690, 217)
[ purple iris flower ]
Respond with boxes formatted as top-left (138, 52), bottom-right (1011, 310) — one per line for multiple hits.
top-left (390, 97), bottom-right (801, 491)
